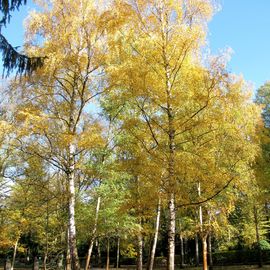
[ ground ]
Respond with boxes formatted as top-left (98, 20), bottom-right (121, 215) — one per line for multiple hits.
top-left (91, 266), bottom-right (270, 270)
top-left (1, 266), bottom-right (270, 270)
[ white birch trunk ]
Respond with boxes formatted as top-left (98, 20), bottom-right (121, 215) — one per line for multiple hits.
top-left (68, 144), bottom-right (80, 270)
top-left (106, 238), bottom-right (110, 270)
top-left (167, 193), bottom-right (175, 270)
top-left (195, 234), bottom-right (199, 267)
top-left (66, 226), bottom-right (71, 270)
top-left (148, 198), bottom-right (161, 270)
top-left (137, 233), bottom-right (143, 270)
top-left (180, 235), bottom-right (184, 268)
top-left (11, 239), bottom-right (18, 270)
top-left (85, 197), bottom-right (101, 270)
top-left (198, 182), bottom-right (207, 270)
top-left (208, 234), bottom-right (213, 270)
top-left (96, 239), bottom-right (101, 267)
top-left (116, 237), bottom-right (120, 270)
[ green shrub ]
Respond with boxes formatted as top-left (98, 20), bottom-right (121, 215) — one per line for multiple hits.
top-left (259, 240), bottom-right (270, 250)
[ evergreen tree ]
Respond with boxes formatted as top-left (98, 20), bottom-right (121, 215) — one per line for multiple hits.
top-left (0, 0), bottom-right (45, 76)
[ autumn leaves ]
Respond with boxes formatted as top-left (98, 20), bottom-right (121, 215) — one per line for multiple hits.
top-left (1, 1), bottom-right (261, 270)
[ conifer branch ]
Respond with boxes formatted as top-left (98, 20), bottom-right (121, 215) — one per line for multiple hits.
top-left (0, 0), bottom-right (46, 76)
top-left (0, 33), bottom-right (46, 77)
top-left (0, 0), bottom-right (26, 25)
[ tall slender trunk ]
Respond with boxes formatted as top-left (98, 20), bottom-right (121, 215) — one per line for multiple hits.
top-left (167, 193), bottom-right (175, 270)
top-left (5, 258), bottom-right (11, 270)
top-left (33, 256), bottom-right (39, 270)
top-left (202, 236), bottom-right (208, 270)
top-left (180, 235), bottom-right (184, 268)
top-left (184, 238), bottom-right (188, 262)
top-left (137, 232), bottom-right (143, 270)
top-left (106, 238), bottom-right (110, 270)
top-left (96, 239), bottom-right (101, 267)
top-left (43, 201), bottom-right (49, 270)
top-left (167, 89), bottom-right (176, 270)
top-left (198, 182), bottom-right (208, 270)
top-left (208, 234), bottom-right (213, 270)
top-left (198, 184), bottom-right (203, 228)
top-left (11, 238), bottom-right (19, 270)
top-left (85, 197), bottom-right (101, 270)
top-left (67, 143), bottom-right (80, 270)
top-left (43, 252), bottom-right (48, 270)
top-left (66, 229), bottom-right (71, 270)
top-left (116, 237), bottom-right (120, 270)
top-left (265, 202), bottom-right (270, 239)
top-left (254, 205), bottom-right (263, 268)
top-left (195, 234), bottom-right (199, 266)
top-left (147, 198), bottom-right (161, 270)
top-left (164, 14), bottom-right (176, 267)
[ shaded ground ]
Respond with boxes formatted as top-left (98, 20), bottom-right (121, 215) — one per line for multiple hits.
top-left (90, 266), bottom-right (270, 270)
top-left (1, 266), bottom-right (270, 270)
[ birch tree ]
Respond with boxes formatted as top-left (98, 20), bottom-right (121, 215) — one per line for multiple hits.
top-left (8, 1), bottom-right (109, 269)
top-left (106, 1), bottom-right (259, 270)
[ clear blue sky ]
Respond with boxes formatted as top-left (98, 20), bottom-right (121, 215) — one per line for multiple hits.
top-left (2, 0), bottom-right (270, 91)
top-left (208, 0), bottom-right (270, 90)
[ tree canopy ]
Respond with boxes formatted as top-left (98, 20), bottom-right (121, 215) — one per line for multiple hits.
top-left (0, 1), bottom-right (269, 270)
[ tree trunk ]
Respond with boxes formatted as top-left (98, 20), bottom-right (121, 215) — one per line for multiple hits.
top-left (184, 238), bottom-right (188, 262)
top-left (167, 193), bottom-right (175, 270)
top-left (11, 238), bottom-right (19, 270)
top-left (57, 254), bottom-right (64, 270)
top-left (116, 237), bottom-right (120, 270)
top-left (165, 40), bottom-right (176, 270)
top-left (66, 228), bottom-right (71, 270)
top-left (96, 239), bottom-right (101, 267)
top-left (67, 143), bottom-right (80, 270)
top-left (202, 236), bottom-right (208, 270)
top-left (5, 257), bottom-right (11, 270)
top-left (254, 205), bottom-right (263, 268)
top-left (85, 197), bottom-right (101, 270)
top-left (208, 234), bottom-right (213, 270)
top-left (26, 249), bottom-right (30, 263)
top-left (106, 238), bottom-right (110, 270)
top-left (265, 202), bottom-right (270, 239)
top-left (44, 201), bottom-right (49, 270)
top-left (180, 235), bottom-right (184, 268)
top-left (147, 197), bottom-right (161, 270)
top-left (137, 232), bottom-right (143, 270)
top-left (33, 256), bottom-right (39, 270)
top-left (195, 234), bottom-right (199, 267)
top-left (43, 253), bottom-right (47, 270)
top-left (198, 182), bottom-right (206, 269)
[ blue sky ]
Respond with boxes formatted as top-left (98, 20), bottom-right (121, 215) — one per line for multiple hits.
top-left (208, 0), bottom-right (270, 90)
top-left (2, 0), bottom-right (270, 91)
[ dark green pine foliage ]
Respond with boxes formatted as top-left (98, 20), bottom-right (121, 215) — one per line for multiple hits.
top-left (0, 0), bottom-right (45, 76)
top-left (0, 0), bottom-right (27, 25)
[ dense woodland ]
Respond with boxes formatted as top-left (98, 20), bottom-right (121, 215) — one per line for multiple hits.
top-left (0, 1), bottom-right (270, 270)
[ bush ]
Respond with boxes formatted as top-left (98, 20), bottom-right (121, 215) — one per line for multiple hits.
top-left (213, 249), bottom-right (270, 265)
top-left (259, 240), bottom-right (270, 250)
